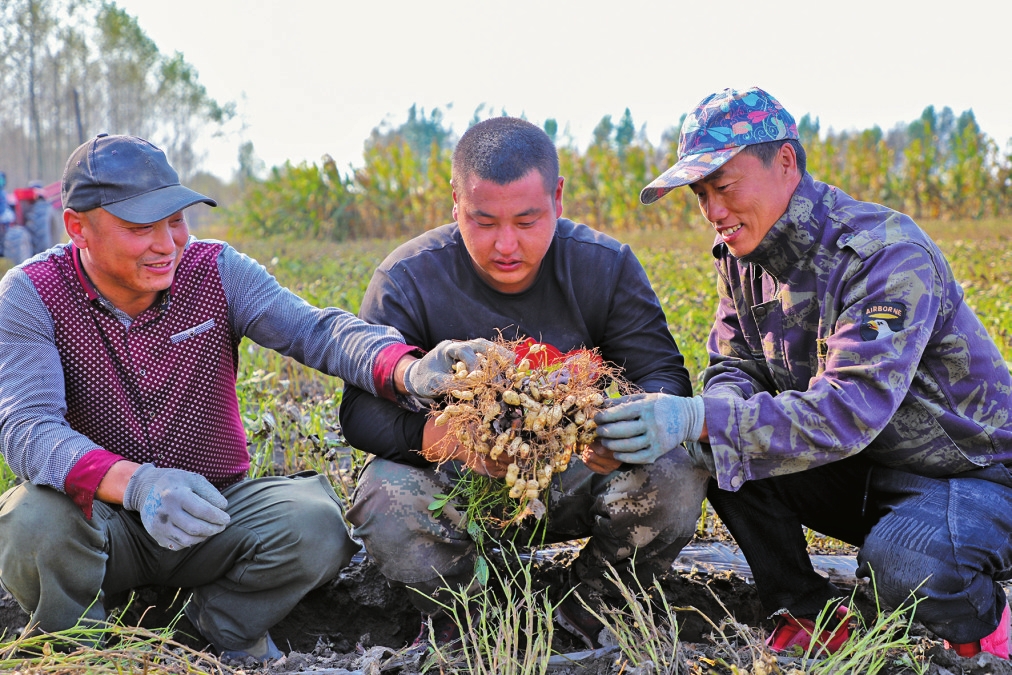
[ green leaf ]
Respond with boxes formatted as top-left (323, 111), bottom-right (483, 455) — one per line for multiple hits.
top-left (474, 555), bottom-right (489, 586)
top-left (427, 494), bottom-right (451, 516)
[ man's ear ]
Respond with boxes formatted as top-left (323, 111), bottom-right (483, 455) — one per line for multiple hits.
top-left (451, 189), bottom-right (459, 222)
top-left (777, 142), bottom-right (799, 177)
top-left (64, 209), bottom-right (87, 248)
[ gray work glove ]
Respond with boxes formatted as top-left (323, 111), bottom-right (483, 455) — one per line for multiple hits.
top-left (594, 393), bottom-right (706, 464)
top-left (123, 464), bottom-right (231, 550)
top-left (403, 338), bottom-right (511, 401)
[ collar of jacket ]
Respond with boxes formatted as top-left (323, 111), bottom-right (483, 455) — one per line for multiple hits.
top-left (733, 172), bottom-right (833, 281)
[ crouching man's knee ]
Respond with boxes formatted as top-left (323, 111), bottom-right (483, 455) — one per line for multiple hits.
top-left (347, 459), bottom-right (474, 590)
top-left (598, 451), bottom-right (709, 552)
top-left (859, 530), bottom-right (999, 643)
top-left (0, 484), bottom-right (108, 632)
top-left (644, 451), bottom-right (710, 541)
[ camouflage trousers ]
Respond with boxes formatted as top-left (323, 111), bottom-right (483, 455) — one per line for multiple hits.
top-left (347, 453), bottom-right (709, 614)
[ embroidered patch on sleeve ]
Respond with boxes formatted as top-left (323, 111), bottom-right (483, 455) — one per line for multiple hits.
top-left (860, 302), bottom-right (906, 341)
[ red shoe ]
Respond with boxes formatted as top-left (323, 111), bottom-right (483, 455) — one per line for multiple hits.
top-left (945, 599), bottom-right (1011, 659)
top-left (766, 605), bottom-right (850, 656)
top-left (410, 611), bottom-right (462, 649)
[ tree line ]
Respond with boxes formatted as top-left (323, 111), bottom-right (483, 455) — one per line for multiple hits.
top-left (1, 2), bottom-right (1008, 235)
top-left (230, 104), bottom-right (1012, 241)
top-left (0, 0), bottom-right (231, 188)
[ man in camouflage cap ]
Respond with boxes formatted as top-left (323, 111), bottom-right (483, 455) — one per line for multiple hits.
top-left (595, 86), bottom-right (1012, 658)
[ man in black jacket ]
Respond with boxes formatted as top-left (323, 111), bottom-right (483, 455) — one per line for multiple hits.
top-left (340, 116), bottom-right (708, 649)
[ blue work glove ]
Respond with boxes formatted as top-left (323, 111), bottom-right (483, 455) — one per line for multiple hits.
top-left (594, 393), bottom-right (706, 464)
top-left (403, 338), bottom-right (511, 401)
top-left (122, 464), bottom-right (230, 550)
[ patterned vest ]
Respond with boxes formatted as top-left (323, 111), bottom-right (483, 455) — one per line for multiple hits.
top-left (23, 242), bottom-right (249, 487)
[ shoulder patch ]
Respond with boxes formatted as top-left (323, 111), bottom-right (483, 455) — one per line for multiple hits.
top-left (860, 302), bottom-right (906, 341)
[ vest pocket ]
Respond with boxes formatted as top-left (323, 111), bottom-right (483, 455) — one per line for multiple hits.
top-left (170, 318), bottom-right (216, 344)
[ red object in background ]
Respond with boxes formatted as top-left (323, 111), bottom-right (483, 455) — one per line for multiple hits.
top-left (7, 181), bottom-right (60, 226)
top-left (38, 181), bottom-right (61, 207)
top-left (11, 188), bottom-right (35, 226)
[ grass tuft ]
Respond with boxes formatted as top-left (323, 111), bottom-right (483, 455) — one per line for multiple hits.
top-left (420, 547), bottom-right (559, 675)
top-left (0, 623), bottom-right (233, 674)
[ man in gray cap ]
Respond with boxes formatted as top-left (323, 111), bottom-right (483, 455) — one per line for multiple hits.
top-left (0, 133), bottom-right (493, 662)
top-left (594, 87), bottom-right (1012, 658)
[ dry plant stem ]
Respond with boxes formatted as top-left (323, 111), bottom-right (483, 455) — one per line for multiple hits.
top-left (427, 338), bottom-right (632, 529)
top-left (580, 561), bottom-right (683, 675)
top-left (422, 549), bottom-right (558, 675)
top-left (0, 593), bottom-right (233, 675)
top-left (1, 625), bottom-right (233, 675)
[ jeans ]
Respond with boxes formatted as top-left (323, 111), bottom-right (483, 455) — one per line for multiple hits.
top-left (0, 473), bottom-right (357, 651)
top-left (707, 454), bottom-right (1012, 644)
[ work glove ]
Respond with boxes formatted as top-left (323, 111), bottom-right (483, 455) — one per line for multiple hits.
top-left (594, 393), bottom-right (705, 464)
top-left (403, 338), bottom-right (512, 401)
top-left (123, 464), bottom-right (231, 550)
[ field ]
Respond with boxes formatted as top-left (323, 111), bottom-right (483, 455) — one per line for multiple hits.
top-left (226, 217), bottom-right (1012, 401)
top-left (1, 218), bottom-right (1010, 674)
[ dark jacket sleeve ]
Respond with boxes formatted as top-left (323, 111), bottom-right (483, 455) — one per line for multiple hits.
top-left (339, 267), bottom-right (432, 465)
top-left (339, 384), bottom-right (430, 465)
top-left (593, 247), bottom-right (692, 396)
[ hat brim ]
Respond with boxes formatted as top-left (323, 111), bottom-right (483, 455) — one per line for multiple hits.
top-left (102, 184), bottom-right (217, 224)
top-left (639, 146), bottom-right (745, 205)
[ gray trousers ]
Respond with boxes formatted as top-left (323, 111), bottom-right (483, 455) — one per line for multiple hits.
top-left (347, 453), bottom-right (709, 614)
top-left (0, 473), bottom-right (358, 651)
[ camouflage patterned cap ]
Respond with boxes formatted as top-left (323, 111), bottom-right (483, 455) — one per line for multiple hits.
top-left (640, 87), bottom-right (798, 205)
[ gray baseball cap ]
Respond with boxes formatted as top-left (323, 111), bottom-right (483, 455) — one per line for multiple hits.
top-left (62, 134), bottom-right (216, 223)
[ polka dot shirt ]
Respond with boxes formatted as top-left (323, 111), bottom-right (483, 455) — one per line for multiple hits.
top-left (0, 239), bottom-right (404, 515)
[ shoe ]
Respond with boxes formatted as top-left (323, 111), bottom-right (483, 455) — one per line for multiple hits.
top-left (410, 611), bottom-right (462, 649)
top-left (555, 592), bottom-right (611, 650)
top-left (945, 599), bottom-right (1011, 659)
top-left (218, 631), bottom-right (283, 663)
top-left (766, 605), bottom-right (850, 656)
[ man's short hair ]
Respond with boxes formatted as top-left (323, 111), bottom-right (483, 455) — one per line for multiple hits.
top-left (741, 139), bottom-right (808, 176)
top-left (452, 117), bottom-right (559, 195)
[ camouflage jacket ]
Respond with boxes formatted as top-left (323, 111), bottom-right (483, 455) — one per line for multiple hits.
top-left (702, 173), bottom-right (1012, 491)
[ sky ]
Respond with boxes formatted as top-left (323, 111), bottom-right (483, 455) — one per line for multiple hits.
top-left (114, 0), bottom-right (1012, 181)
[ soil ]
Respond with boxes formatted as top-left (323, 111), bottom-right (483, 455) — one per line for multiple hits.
top-left (3, 543), bottom-right (1009, 675)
